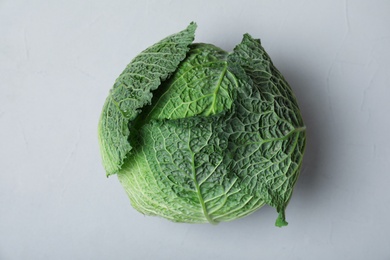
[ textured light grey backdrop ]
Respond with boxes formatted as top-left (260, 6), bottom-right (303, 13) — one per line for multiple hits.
top-left (1, 0), bottom-right (389, 259)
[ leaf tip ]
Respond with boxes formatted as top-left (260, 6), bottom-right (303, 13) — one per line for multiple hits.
top-left (188, 21), bottom-right (197, 29)
top-left (242, 33), bottom-right (261, 45)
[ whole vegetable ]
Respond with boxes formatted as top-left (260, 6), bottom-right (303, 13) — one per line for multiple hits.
top-left (98, 22), bottom-right (306, 227)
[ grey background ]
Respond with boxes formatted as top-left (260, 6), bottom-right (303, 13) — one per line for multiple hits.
top-left (1, 0), bottom-right (389, 259)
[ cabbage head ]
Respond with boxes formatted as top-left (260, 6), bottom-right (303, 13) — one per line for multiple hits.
top-left (98, 22), bottom-right (306, 227)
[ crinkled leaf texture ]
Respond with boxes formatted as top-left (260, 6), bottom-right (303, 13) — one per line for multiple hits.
top-left (98, 23), bottom-right (306, 227)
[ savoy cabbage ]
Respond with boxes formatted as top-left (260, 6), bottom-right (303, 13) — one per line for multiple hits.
top-left (98, 22), bottom-right (306, 227)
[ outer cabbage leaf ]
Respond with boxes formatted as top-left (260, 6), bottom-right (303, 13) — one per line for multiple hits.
top-left (225, 34), bottom-right (306, 226)
top-left (98, 23), bottom-right (196, 176)
top-left (118, 113), bottom-right (267, 224)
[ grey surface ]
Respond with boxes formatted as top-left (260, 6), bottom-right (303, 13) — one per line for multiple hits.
top-left (1, 0), bottom-right (389, 259)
